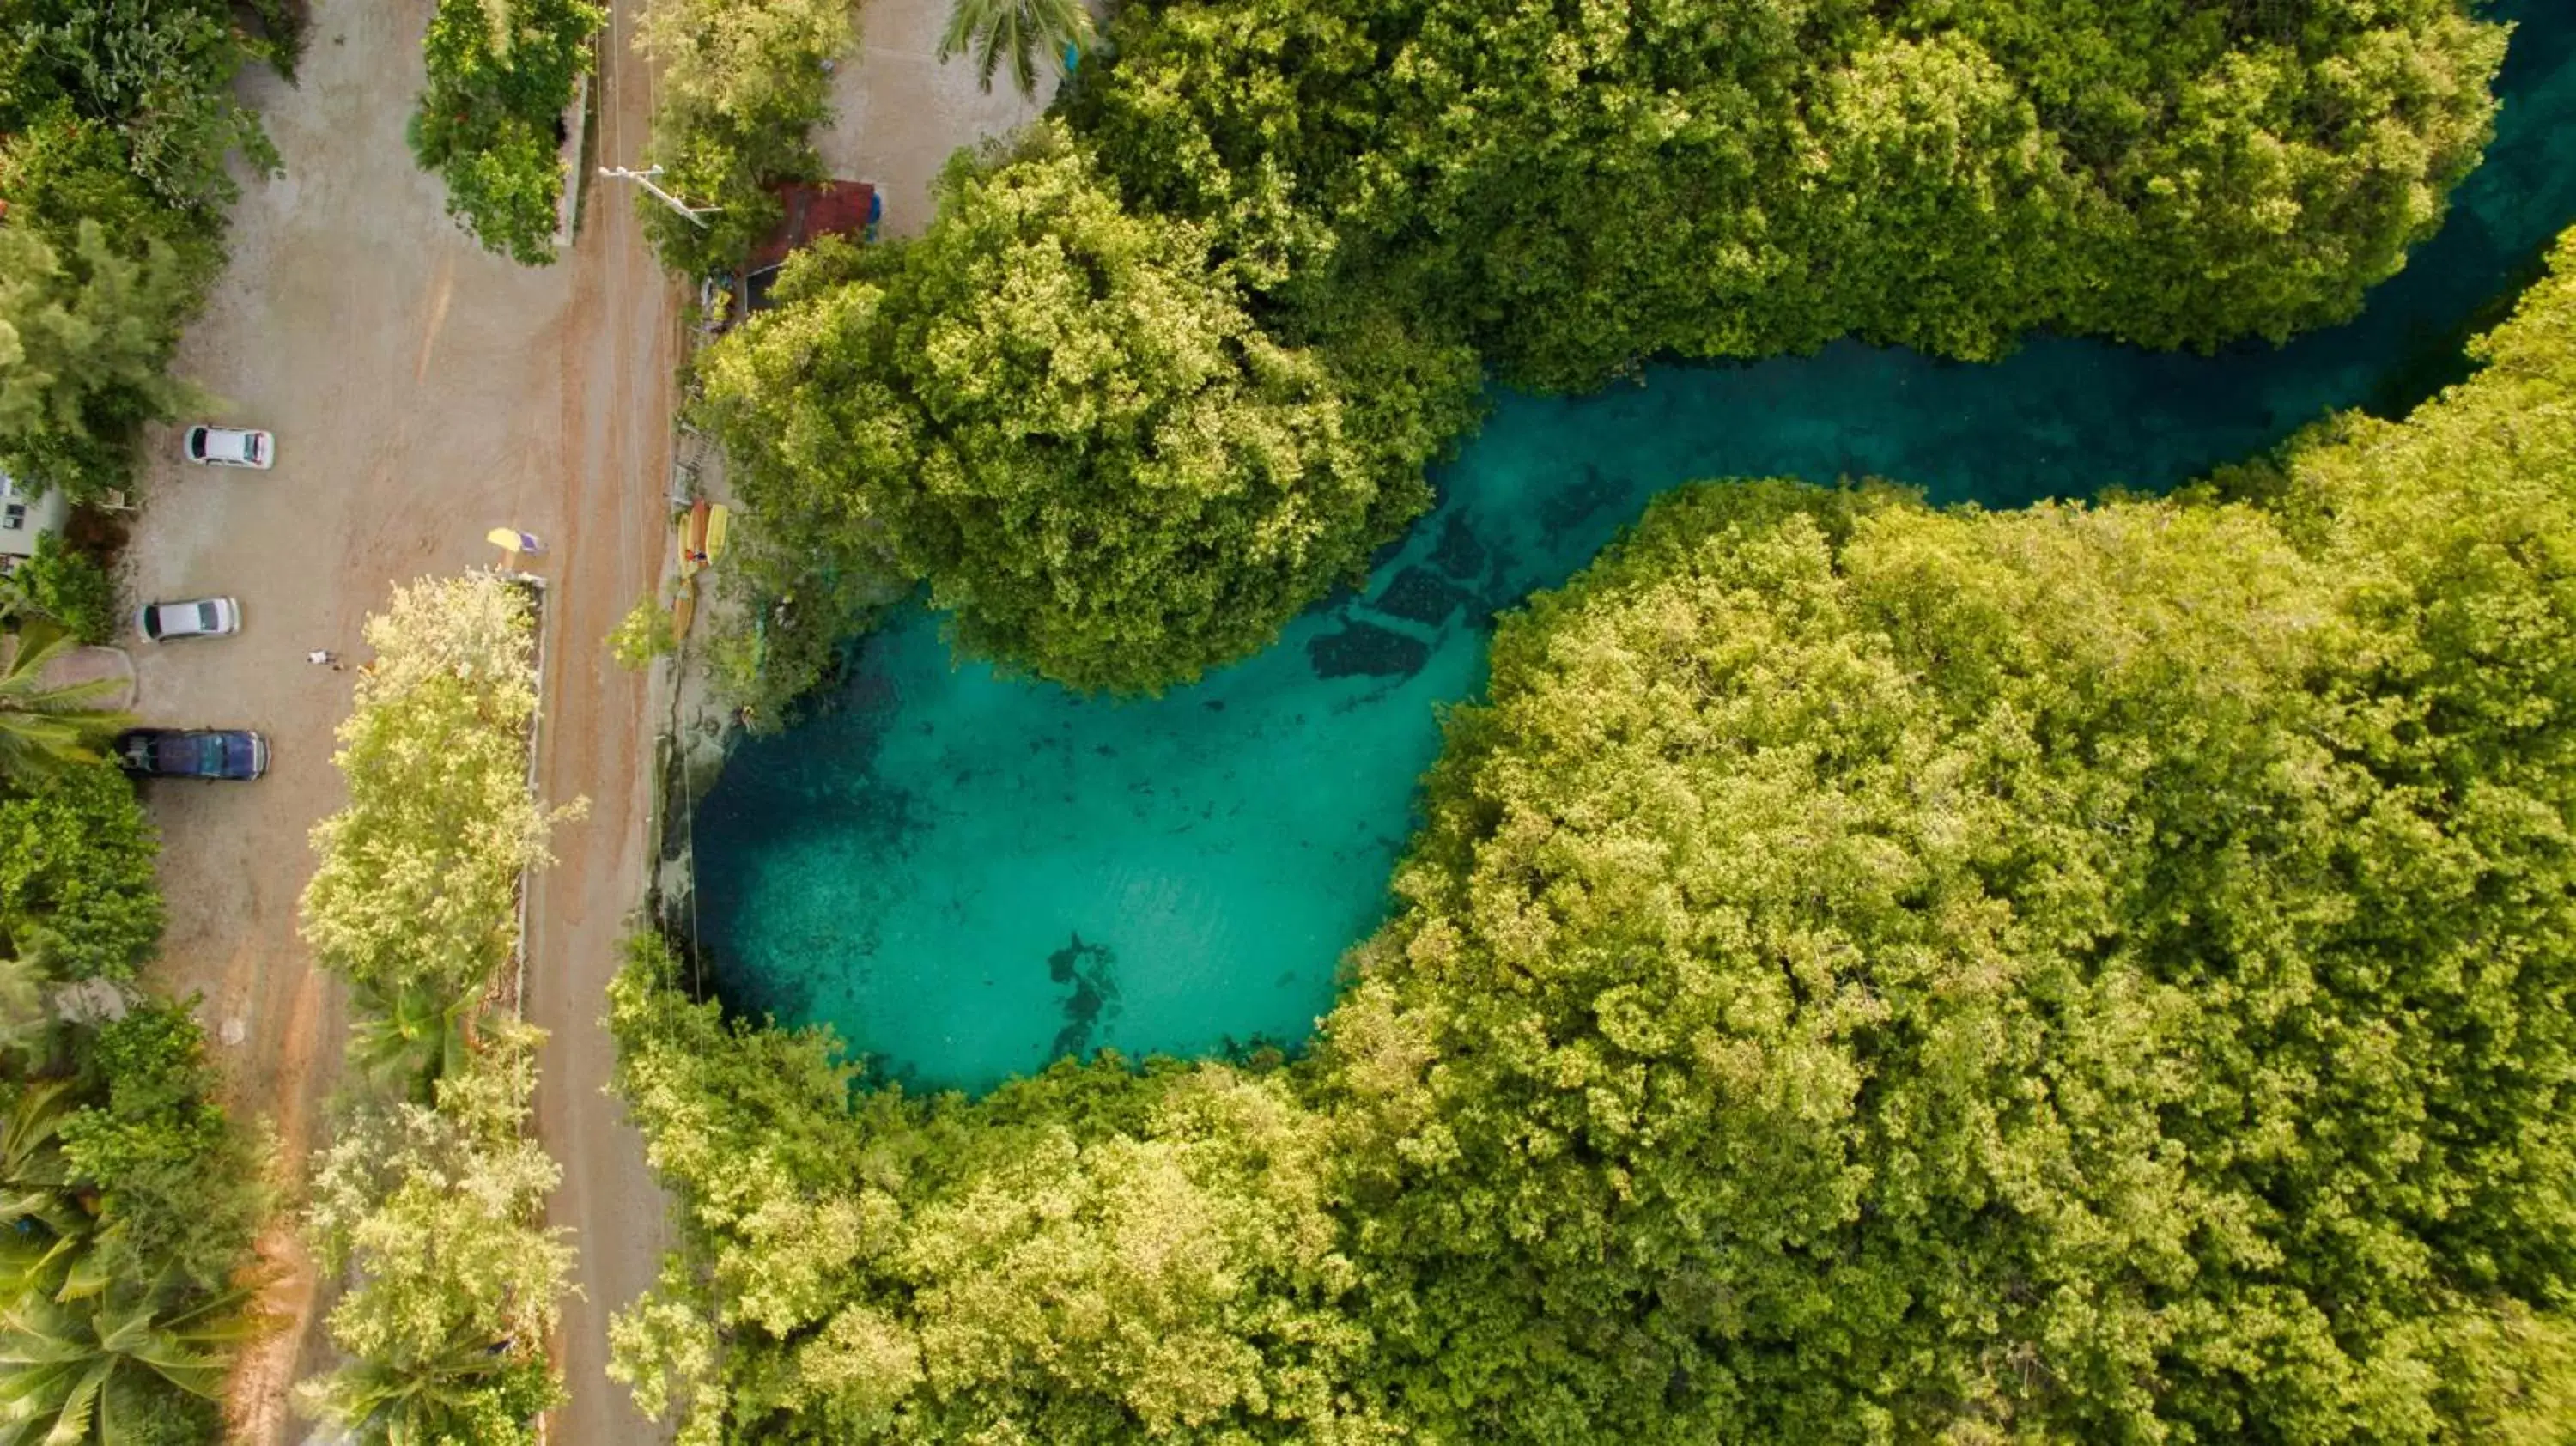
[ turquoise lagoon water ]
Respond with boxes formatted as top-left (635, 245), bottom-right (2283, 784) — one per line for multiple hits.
top-left (696, 3), bottom-right (2576, 1094)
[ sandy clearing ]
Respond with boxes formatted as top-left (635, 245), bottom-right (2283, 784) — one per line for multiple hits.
top-left (816, 0), bottom-right (1054, 238)
top-left (123, 0), bottom-right (675, 1438)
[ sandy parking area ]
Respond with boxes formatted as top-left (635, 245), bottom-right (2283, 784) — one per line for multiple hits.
top-left (125, 0), bottom-right (676, 1439)
top-left (124, 0), bottom-right (1076, 1437)
top-left (815, 0), bottom-right (1053, 238)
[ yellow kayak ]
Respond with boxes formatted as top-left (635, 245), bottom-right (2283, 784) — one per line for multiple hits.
top-left (678, 500), bottom-right (710, 580)
top-left (671, 574), bottom-right (697, 640)
top-left (705, 503), bottom-right (731, 561)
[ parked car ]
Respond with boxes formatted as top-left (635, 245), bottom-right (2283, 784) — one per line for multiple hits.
top-left (136, 597), bottom-right (240, 642)
top-left (182, 425), bottom-right (273, 469)
top-left (115, 728), bottom-right (268, 781)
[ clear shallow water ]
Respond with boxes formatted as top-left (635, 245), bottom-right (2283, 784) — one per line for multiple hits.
top-left (697, 3), bottom-right (2576, 1094)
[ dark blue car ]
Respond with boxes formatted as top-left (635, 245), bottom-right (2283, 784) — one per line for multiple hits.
top-left (115, 728), bottom-right (268, 781)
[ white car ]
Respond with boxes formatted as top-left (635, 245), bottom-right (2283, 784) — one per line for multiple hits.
top-left (136, 597), bottom-right (241, 642)
top-left (182, 425), bottom-right (274, 470)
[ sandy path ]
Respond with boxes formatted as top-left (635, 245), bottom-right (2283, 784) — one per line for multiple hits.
top-left (125, 0), bottom-right (675, 1439)
top-left (519, 0), bottom-right (684, 1438)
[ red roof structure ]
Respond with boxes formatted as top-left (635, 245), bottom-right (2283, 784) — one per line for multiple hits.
top-left (746, 179), bottom-right (878, 275)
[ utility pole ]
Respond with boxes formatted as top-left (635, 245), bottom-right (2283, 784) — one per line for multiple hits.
top-left (598, 164), bottom-right (719, 228)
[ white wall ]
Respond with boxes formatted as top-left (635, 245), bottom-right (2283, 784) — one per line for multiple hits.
top-left (0, 473), bottom-right (73, 562)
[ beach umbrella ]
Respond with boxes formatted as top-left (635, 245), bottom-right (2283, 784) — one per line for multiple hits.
top-left (487, 528), bottom-right (544, 565)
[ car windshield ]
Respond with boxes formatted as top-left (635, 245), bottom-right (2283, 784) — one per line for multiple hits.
top-left (196, 603), bottom-right (220, 630)
top-left (178, 735), bottom-right (228, 773)
top-left (143, 737), bottom-right (199, 770)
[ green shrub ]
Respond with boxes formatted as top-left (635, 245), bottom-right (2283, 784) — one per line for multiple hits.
top-left (0, 0), bottom-right (278, 218)
top-left (410, 0), bottom-right (605, 265)
top-left (630, 0), bottom-right (854, 276)
top-left (10, 532), bottom-right (120, 643)
top-left (0, 760), bottom-right (165, 982)
top-left (608, 592), bottom-right (676, 671)
top-left (61, 1000), bottom-right (270, 1292)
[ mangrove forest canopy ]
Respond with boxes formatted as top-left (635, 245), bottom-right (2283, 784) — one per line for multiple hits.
top-left (618, 152), bottom-right (2576, 1446)
top-left (626, 0), bottom-right (2576, 1441)
top-left (703, 0), bottom-right (2507, 693)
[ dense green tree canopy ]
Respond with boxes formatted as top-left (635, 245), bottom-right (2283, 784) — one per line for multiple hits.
top-left (301, 1031), bottom-right (571, 1401)
top-left (295, 573), bottom-right (579, 1446)
top-left (0, 216), bottom-right (197, 506)
top-left (0, 0), bottom-right (281, 212)
top-left (609, 937), bottom-right (1397, 1444)
top-left (706, 0), bottom-right (2505, 699)
top-left (0, 223), bottom-right (190, 451)
top-left (0, 733), bottom-right (264, 1446)
top-left (301, 576), bottom-right (573, 1004)
top-left (631, 0), bottom-right (854, 276)
top-left (1074, 0), bottom-right (2507, 386)
top-left (699, 129), bottom-right (1475, 691)
top-left (0, 1005), bottom-right (268, 1446)
top-left (1325, 229), bottom-right (2576, 1443)
top-left (0, 14), bottom-right (282, 1442)
top-left (52, 1004), bottom-right (267, 1294)
top-left (298, 1030), bottom-right (571, 1446)
top-left (0, 0), bottom-right (286, 500)
top-left (0, 759), bottom-right (161, 982)
top-left (618, 228), bottom-right (2576, 1443)
top-left (410, 0), bottom-right (601, 265)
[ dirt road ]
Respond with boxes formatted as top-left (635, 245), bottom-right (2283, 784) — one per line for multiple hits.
top-left (129, 0), bottom-right (675, 1439)
top-left (517, 0), bottom-right (684, 1437)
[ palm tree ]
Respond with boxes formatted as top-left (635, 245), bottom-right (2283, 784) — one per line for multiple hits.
top-left (0, 1081), bottom-right (86, 1249)
top-left (939, 0), bottom-right (1094, 98)
top-left (0, 620), bottom-right (129, 787)
top-left (346, 980), bottom-right (476, 1098)
top-left (297, 1331), bottom-right (550, 1445)
top-left (0, 1277), bottom-right (258, 1445)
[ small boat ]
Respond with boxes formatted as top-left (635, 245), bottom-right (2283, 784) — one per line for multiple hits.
top-left (678, 499), bottom-right (711, 579)
top-left (671, 574), bottom-right (697, 640)
top-left (704, 503), bottom-right (731, 562)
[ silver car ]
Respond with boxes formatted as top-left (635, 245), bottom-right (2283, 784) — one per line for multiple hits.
top-left (136, 597), bottom-right (241, 642)
top-left (182, 425), bottom-right (274, 469)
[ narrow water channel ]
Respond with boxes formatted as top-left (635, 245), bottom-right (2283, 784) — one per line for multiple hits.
top-left (696, 2), bottom-right (2576, 1094)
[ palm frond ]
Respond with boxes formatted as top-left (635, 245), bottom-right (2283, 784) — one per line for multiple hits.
top-left (0, 625), bottom-right (132, 783)
top-left (939, 0), bottom-right (1093, 97)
